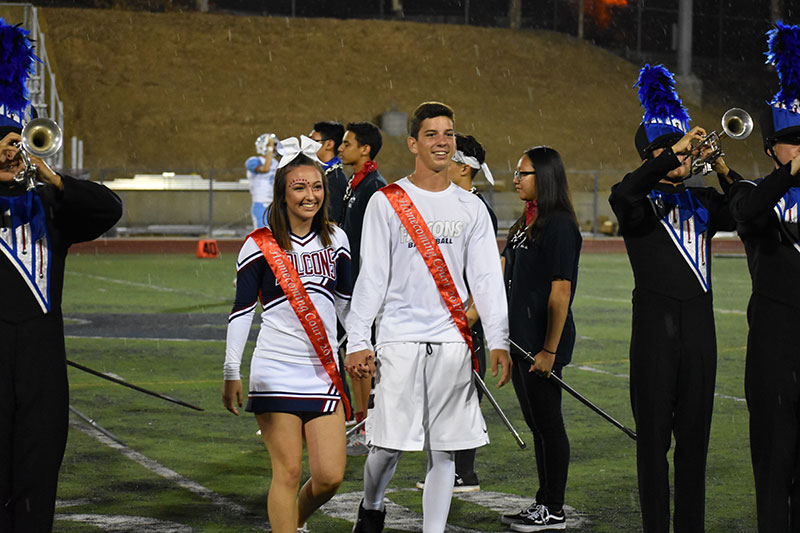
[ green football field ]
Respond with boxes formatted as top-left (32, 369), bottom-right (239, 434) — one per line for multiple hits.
top-left (53, 249), bottom-right (756, 532)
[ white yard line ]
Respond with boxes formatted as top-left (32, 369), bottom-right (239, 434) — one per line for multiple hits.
top-left (67, 271), bottom-right (207, 297)
top-left (66, 334), bottom-right (221, 343)
top-left (69, 419), bottom-right (250, 517)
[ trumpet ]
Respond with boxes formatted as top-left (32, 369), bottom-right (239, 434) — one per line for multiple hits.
top-left (690, 108), bottom-right (752, 175)
top-left (13, 118), bottom-right (63, 190)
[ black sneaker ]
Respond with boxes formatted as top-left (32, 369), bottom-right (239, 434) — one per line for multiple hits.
top-left (500, 501), bottom-right (540, 525)
top-left (453, 472), bottom-right (480, 493)
top-left (352, 499), bottom-right (386, 533)
top-left (509, 504), bottom-right (566, 532)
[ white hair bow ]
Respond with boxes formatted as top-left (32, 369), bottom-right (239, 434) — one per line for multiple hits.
top-left (277, 135), bottom-right (323, 168)
top-left (452, 150), bottom-right (495, 185)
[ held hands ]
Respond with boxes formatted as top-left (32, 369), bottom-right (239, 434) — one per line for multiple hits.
top-left (490, 348), bottom-right (512, 387)
top-left (222, 379), bottom-right (243, 415)
top-left (345, 349), bottom-right (376, 379)
top-left (529, 350), bottom-right (556, 378)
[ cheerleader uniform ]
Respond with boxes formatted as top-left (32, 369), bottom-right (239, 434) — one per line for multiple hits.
top-left (224, 225), bottom-right (352, 414)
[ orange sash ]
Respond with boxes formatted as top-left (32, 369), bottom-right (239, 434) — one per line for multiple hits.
top-left (381, 183), bottom-right (478, 371)
top-left (250, 228), bottom-right (351, 418)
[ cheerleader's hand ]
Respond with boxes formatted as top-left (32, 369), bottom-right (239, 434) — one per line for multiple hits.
top-left (345, 349), bottom-right (375, 379)
top-left (223, 379), bottom-right (243, 415)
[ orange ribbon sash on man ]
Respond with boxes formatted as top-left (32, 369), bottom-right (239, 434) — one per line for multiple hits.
top-left (381, 183), bottom-right (478, 371)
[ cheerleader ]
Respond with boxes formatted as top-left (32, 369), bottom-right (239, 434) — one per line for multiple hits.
top-left (223, 137), bottom-right (353, 532)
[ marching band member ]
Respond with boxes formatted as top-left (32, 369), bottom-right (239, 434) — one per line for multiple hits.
top-left (500, 146), bottom-right (581, 532)
top-left (609, 64), bottom-right (738, 533)
top-left (0, 19), bottom-right (122, 532)
top-left (729, 22), bottom-right (800, 532)
top-left (223, 137), bottom-right (353, 533)
top-left (345, 102), bottom-right (510, 533)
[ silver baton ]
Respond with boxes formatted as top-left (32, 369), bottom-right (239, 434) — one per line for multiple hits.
top-left (508, 339), bottom-right (636, 441)
top-left (473, 369), bottom-right (527, 449)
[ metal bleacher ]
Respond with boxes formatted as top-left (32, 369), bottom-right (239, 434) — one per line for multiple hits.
top-left (0, 3), bottom-right (81, 173)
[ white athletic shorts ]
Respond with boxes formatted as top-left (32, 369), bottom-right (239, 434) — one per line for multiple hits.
top-left (366, 342), bottom-right (489, 451)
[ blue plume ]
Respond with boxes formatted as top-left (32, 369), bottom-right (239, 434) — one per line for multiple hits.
top-left (766, 21), bottom-right (800, 107)
top-left (0, 18), bottom-right (39, 115)
top-left (634, 64), bottom-right (690, 124)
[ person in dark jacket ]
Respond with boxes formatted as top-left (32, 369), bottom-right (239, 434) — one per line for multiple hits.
top-left (338, 121), bottom-right (386, 454)
top-left (310, 120), bottom-right (347, 222)
top-left (609, 64), bottom-right (737, 533)
top-left (728, 21), bottom-right (800, 532)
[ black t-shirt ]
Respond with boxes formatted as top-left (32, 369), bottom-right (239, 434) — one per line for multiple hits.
top-left (502, 210), bottom-right (582, 365)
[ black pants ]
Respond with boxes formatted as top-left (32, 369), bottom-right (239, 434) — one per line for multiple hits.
top-left (629, 289), bottom-right (716, 533)
top-left (746, 294), bottom-right (800, 533)
top-left (510, 353), bottom-right (569, 511)
top-left (0, 312), bottom-right (69, 533)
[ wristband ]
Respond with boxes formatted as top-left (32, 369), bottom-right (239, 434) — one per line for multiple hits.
top-left (542, 348), bottom-right (556, 355)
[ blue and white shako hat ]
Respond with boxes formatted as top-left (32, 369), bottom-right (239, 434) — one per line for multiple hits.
top-left (761, 21), bottom-right (800, 153)
top-left (0, 17), bottom-right (38, 138)
top-left (633, 64), bottom-right (691, 160)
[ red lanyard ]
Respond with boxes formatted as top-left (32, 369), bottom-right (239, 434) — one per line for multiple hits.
top-left (381, 183), bottom-right (478, 371)
top-left (250, 228), bottom-right (351, 419)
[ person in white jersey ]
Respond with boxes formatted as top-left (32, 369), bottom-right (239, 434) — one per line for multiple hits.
top-left (224, 137), bottom-right (353, 532)
top-left (245, 132), bottom-right (279, 229)
top-left (345, 102), bottom-right (511, 533)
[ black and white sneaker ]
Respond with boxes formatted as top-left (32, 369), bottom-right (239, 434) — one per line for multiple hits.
top-left (500, 501), bottom-right (540, 525)
top-left (352, 499), bottom-right (386, 533)
top-left (453, 472), bottom-right (480, 493)
top-left (509, 504), bottom-right (566, 532)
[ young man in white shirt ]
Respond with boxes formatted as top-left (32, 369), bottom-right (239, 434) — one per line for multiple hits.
top-left (345, 102), bottom-right (511, 533)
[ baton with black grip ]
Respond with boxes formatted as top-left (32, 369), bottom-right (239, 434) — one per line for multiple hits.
top-left (508, 340), bottom-right (636, 441)
top-left (67, 359), bottom-right (204, 411)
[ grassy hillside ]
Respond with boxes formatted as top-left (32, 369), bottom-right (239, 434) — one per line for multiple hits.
top-left (32, 7), bottom-right (767, 189)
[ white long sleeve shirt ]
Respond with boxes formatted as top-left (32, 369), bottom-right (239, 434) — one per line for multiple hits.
top-left (346, 177), bottom-right (509, 353)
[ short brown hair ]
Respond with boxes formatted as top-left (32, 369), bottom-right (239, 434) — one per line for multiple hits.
top-left (408, 101), bottom-right (454, 139)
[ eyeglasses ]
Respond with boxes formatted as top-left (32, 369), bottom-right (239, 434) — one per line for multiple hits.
top-left (513, 170), bottom-right (536, 181)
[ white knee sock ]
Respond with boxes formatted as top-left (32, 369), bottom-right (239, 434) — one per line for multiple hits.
top-left (422, 450), bottom-right (455, 533)
top-left (362, 446), bottom-right (402, 511)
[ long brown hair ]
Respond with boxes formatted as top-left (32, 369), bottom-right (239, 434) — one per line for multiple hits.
top-left (267, 154), bottom-right (333, 251)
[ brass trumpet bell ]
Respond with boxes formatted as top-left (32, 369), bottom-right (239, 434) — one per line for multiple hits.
top-left (21, 118), bottom-right (63, 159)
top-left (691, 107), bottom-right (752, 175)
top-left (721, 107), bottom-right (753, 140)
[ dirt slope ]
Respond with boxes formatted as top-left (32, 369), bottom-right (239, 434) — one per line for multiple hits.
top-left (34, 7), bottom-right (765, 188)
